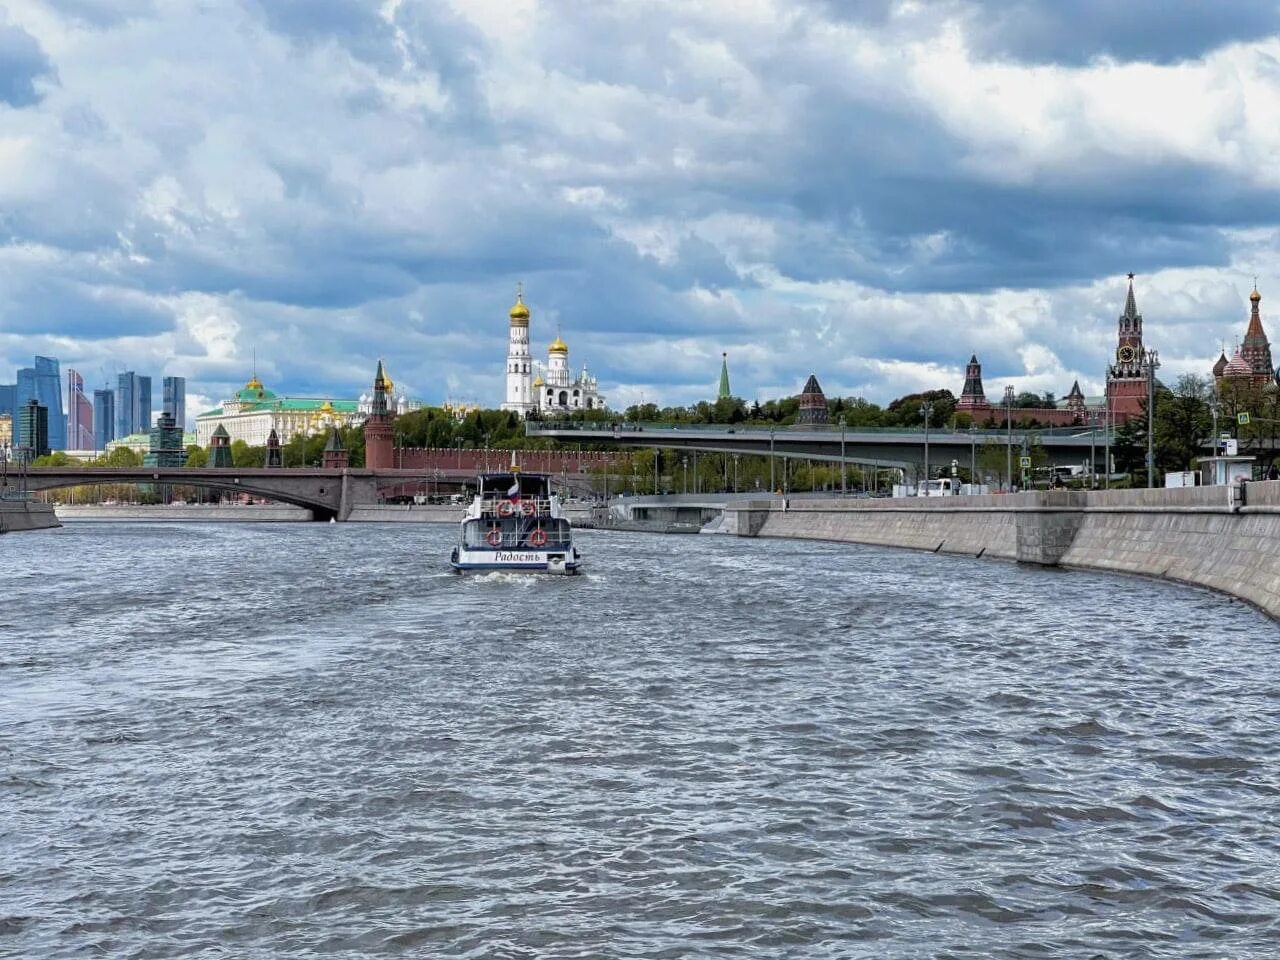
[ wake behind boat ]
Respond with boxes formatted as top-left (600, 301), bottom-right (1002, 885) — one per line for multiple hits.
top-left (449, 471), bottom-right (582, 574)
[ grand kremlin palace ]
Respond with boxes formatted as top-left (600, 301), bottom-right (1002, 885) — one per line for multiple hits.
top-left (195, 374), bottom-right (418, 447)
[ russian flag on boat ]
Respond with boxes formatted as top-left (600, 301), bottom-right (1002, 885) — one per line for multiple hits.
top-left (506, 480), bottom-right (521, 503)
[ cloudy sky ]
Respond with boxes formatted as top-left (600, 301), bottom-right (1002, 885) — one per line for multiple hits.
top-left (3, 0), bottom-right (1280, 422)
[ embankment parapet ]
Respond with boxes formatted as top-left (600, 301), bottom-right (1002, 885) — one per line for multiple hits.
top-left (730, 483), bottom-right (1280, 618)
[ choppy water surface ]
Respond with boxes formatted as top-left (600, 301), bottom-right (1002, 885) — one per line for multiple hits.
top-left (3, 522), bottom-right (1280, 958)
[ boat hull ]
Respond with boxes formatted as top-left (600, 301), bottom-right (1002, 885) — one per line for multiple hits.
top-left (450, 546), bottom-right (581, 575)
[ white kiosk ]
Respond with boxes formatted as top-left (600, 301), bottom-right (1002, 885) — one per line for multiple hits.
top-left (1196, 455), bottom-right (1255, 487)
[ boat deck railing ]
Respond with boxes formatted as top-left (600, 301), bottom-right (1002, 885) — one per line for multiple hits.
top-left (477, 497), bottom-right (556, 518)
top-left (474, 527), bottom-right (572, 549)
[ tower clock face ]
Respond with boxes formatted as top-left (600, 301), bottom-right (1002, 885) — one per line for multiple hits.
top-left (1117, 345), bottom-right (1136, 364)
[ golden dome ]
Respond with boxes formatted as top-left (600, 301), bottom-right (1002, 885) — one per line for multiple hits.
top-left (509, 296), bottom-right (530, 323)
top-left (319, 399), bottom-right (335, 414)
top-left (246, 375), bottom-right (263, 391)
top-left (1251, 286), bottom-right (1262, 303)
top-left (533, 375), bottom-right (545, 387)
top-left (548, 334), bottom-right (568, 354)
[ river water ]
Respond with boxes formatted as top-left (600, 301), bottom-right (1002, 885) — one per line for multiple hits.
top-left (3, 522), bottom-right (1279, 958)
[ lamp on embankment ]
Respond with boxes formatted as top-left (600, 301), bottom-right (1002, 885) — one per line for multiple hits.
top-left (921, 401), bottom-right (934, 487)
top-left (1004, 385), bottom-right (1015, 492)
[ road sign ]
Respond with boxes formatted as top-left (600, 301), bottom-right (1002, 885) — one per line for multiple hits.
top-left (1238, 412), bottom-right (1251, 425)
top-left (1019, 456), bottom-right (1032, 468)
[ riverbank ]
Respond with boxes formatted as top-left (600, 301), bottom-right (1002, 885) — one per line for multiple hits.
top-left (0, 500), bottom-right (60, 533)
top-left (56, 504), bottom-right (312, 522)
top-left (728, 483), bottom-right (1280, 620)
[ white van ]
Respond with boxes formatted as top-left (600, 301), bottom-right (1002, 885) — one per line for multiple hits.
top-left (917, 478), bottom-right (960, 497)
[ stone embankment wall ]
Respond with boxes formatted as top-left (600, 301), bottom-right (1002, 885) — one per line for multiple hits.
top-left (730, 484), bottom-right (1280, 618)
top-left (347, 503), bottom-right (597, 525)
top-left (0, 501), bottom-right (61, 533)
top-left (56, 504), bottom-right (312, 522)
top-left (344, 504), bottom-right (462, 523)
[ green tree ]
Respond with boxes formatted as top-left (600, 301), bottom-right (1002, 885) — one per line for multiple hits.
top-left (185, 445), bottom-right (208, 468)
top-left (230, 440), bottom-right (266, 468)
top-left (1112, 415), bottom-right (1145, 479)
top-left (31, 451), bottom-right (72, 467)
top-left (100, 446), bottom-right (142, 468)
top-left (1154, 375), bottom-right (1211, 472)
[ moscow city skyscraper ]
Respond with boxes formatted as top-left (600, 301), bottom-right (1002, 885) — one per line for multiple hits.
top-left (93, 388), bottom-right (115, 450)
top-left (67, 369), bottom-right (95, 450)
top-left (116, 371), bottom-right (152, 438)
top-left (7, 357), bottom-right (66, 451)
top-left (163, 376), bottom-right (186, 429)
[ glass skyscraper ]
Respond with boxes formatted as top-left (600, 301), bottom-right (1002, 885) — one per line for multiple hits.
top-left (67, 369), bottom-right (95, 450)
top-left (93, 389), bottom-right (115, 450)
top-left (163, 376), bottom-right (186, 429)
top-left (17, 399), bottom-right (50, 460)
top-left (14, 357), bottom-right (65, 451)
top-left (116, 372), bottom-right (152, 437)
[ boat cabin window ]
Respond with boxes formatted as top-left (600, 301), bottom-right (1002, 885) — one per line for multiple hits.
top-left (463, 518), bottom-right (571, 548)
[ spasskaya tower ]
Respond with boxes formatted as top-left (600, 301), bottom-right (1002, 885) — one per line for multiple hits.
top-left (1106, 274), bottom-right (1149, 417)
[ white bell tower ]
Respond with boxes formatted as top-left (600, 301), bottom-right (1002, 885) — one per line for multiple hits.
top-left (501, 283), bottom-right (535, 416)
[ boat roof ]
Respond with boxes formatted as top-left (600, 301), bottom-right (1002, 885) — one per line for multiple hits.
top-left (476, 472), bottom-right (553, 493)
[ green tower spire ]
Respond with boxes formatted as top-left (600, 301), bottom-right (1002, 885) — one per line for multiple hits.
top-left (718, 352), bottom-right (731, 400)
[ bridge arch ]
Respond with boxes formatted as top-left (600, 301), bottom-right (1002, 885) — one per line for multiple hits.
top-left (18, 468), bottom-right (347, 521)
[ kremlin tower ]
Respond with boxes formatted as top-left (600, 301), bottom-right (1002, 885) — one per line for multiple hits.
top-left (796, 374), bottom-right (828, 424)
top-left (501, 284), bottom-right (535, 417)
top-left (956, 354), bottom-right (988, 413)
top-left (1106, 274), bottom-right (1149, 417)
top-left (363, 359), bottom-right (396, 469)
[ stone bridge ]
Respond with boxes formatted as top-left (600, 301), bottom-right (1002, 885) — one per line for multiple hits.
top-left (13, 467), bottom-right (483, 521)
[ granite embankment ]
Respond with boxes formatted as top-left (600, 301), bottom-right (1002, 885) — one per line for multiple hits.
top-left (56, 504), bottom-right (312, 522)
top-left (728, 482), bottom-right (1280, 619)
top-left (0, 500), bottom-right (61, 533)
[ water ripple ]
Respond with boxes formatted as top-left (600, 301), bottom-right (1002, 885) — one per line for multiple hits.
top-left (2, 522), bottom-right (1279, 957)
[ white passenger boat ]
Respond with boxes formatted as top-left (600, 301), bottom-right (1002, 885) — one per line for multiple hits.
top-left (449, 471), bottom-right (582, 574)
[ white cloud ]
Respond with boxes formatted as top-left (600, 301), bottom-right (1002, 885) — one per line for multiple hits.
top-left (3, 0), bottom-right (1280, 415)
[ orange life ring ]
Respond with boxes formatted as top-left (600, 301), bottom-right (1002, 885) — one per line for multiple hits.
top-left (528, 528), bottom-right (548, 547)
top-left (497, 500), bottom-right (515, 517)
top-left (486, 527), bottom-right (503, 547)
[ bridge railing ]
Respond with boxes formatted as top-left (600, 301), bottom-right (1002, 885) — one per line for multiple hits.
top-left (526, 421), bottom-right (1110, 439)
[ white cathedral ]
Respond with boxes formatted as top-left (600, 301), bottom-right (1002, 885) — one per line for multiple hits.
top-left (501, 287), bottom-right (606, 417)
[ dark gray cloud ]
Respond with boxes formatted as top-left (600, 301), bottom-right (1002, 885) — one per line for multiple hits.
top-left (0, 19), bottom-right (54, 107)
top-left (963, 1), bottom-right (1280, 66)
top-left (4, 0), bottom-right (1277, 409)
top-left (245, 0), bottom-right (399, 69)
top-left (41, 0), bottom-right (155, 27)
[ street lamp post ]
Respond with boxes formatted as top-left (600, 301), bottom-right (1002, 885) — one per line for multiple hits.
top-left (921, 401), bottom-right (933, 489)
top-left (1103, 363), bottom-right (1112, 490)
top-left (1004, 385), bottom-right (1015, 492)
top-left (1089, 415), bottom-right (1096, 489)
top-left (769, 428), bottom-right (775, 492)
top-left (1145, 348), bottom-right (1160, 488)
top-left (969, 424), bottom-right (976, 488)
top-left (840, 416), bottom-right (847, 496)
top-left (733, 454), bottom-right (739, 493)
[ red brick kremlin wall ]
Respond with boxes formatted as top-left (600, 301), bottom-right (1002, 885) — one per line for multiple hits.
top-left (394, 447), bottom-right (625, 473)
